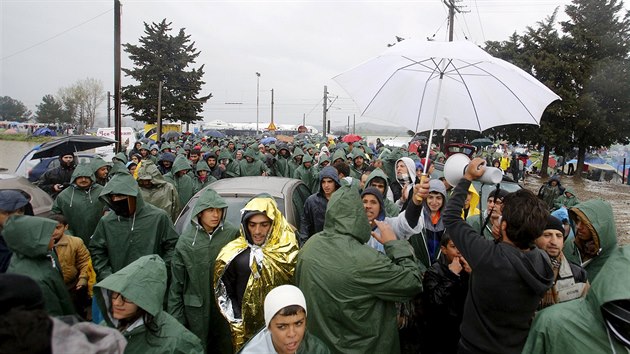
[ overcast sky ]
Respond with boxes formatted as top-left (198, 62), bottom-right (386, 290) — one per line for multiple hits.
top-left (1, 0), bottom-right (588, 129)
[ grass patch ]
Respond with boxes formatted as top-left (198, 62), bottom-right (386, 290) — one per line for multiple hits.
top-left (0, 133), bottom-right (54, 143)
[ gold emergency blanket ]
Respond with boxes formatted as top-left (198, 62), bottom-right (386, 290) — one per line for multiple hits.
top-left (214, 196), bottom-right (299, 351)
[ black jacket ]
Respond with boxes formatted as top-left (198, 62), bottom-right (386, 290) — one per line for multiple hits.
top-left (443, 179), bottom-right (554, 354)
top-left (37, 158), bottom-right (76, 198)
top-left (298, 167), bottom-right (341, 246)
top-left (422, 255), bottom-right (469, 354)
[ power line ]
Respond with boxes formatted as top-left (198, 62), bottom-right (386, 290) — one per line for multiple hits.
top-left (473, 0), bottom-right (487, 42)
top-left (1, 8), bottom-right (113, 61)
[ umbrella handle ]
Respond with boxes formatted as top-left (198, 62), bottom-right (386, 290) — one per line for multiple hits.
top-left (414, 174), bottom-right (430, 203)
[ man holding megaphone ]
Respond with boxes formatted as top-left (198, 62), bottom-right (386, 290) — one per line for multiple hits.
top-left (442, 157), bottom-right (554, 354)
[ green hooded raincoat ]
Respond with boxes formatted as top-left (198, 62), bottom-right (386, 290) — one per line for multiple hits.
top-left (295, 185), bottom-right (422, 354)
top-left (522, 246), bottom-right (630, 353)
top-left (51, 164), bottom-right (105, 244)
top-left (89, 173), bottom-right (179, 282)
top-left (137, 160), bottom-right (182, 223)
top-left (563, 199), bottom-right (618, 283)
top-left (168, 189), bottom-right (239, 353)
top-left (95, 255), bottom-right (204, 354)
top-left (4, 215), bottom-right (75, 316)
top-left (164, 155), bottom-right (195, 206)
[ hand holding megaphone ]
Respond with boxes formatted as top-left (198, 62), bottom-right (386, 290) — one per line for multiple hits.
top-left (444, 153), bottom-right (503, 185)
top-left (464, 158), bottom-right (487, 181)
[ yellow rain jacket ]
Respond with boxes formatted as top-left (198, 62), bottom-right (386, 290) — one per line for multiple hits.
top-left (214, 196), bottom-right (299, 351)
top-left (461, 183), bottom-right (480, 219)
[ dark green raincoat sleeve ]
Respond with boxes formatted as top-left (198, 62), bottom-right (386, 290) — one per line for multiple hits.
top-left (89, 220), bottom-right (113, 281)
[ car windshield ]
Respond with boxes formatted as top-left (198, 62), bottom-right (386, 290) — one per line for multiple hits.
top-left (176, 195), bottom-right (285, 235)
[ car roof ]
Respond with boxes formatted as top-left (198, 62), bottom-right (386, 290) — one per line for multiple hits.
top-left (207, 176), bottom-right (303, 198)
top-left (0, 173), bottom-right (53, 215)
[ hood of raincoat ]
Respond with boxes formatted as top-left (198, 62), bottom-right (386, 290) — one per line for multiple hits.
top-left (395, 157), bottom-right (417, 185)
top-left (547, 174), bottom-right (562, 186)
top-left (461, 183), bottom-right (480, 218)
top-left (569, 199), bottom-right (617, 257)
top-left (331, 148), bottom-right (346, 163)
top-left (302, 153), bottom-right (313, 165)
top-left (322, 184), bottom-right (372, 244)
top-left (99, 172), bottom-right (145, 212)
top-left (171, 155), bottom-right (192, 175)
top-left (365, 168), bottom-right (390, 190)
top-left (90, 157), bottom-right (109, 173)
top-left (586, 246), bottom-right (630, 321)
top-left (317, 166), bottom-right (341, 195)
top-left (218, 150), bottom-right (233, 162)
top-left (195, 160), bottom-right (211, 173)
top-left (190, 188), bottom-right (228, 227)
top-left (292, 147), bottom-right (305, 159)
top-left (158, 152), bottom-right (176, 164)
top-left (243, 148), bottom-right (258, 160)
top-left (95, 254), bottom-right (167, 321)
top-left (136, 160), bottom-right (167, 186)
top-left (214, 196), bottom-right (299, 349)
top-left (113, 152), bottom-right (128, 164)
top-left (71, 163), bottom-right (96, 184)
top-left (3, 215), bottom-right (56, 258)
top-left (563, 186), bottom-right (577, 198)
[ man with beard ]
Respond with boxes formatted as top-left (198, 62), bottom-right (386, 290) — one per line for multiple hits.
top-left (90, 157), bottom-right (110, 186)
top-left (37, 153), bottom-right (77, 198)
top-left (391, 157), bottom-right (416, 206)
top-left (89, 172), bottom-right (179, 282)
top-left (51, 164), bottom-right (105, 245)
top-left (204, 151), bottom-right (224, 180)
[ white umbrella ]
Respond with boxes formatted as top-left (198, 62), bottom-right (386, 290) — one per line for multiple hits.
top-left (333, 39), bottom-right (561, 173)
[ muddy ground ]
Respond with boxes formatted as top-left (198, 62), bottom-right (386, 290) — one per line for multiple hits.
top-left (522, 175), bottom-right (630, 244)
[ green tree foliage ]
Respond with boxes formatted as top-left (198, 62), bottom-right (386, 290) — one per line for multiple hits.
top-left (35, 94), bottom-right (66, 124)
top-left (122, 19), bottom-right (211, 124)
top-left (483, 0), bottom-right (630, 177)
top-left (560, 0), bottom-right (630, 176)
top-left (0, 96), bottom-right (32, 122)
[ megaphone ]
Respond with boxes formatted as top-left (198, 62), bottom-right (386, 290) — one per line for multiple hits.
top-left (443, 153), bottom-right (503, 186)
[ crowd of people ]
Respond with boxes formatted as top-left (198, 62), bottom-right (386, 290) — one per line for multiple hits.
top-left (0, 133), bottom-right (627, 354)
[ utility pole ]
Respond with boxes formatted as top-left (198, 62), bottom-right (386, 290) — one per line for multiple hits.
top-left (270, 88), bottom-right (274, 127)
top-left (353, 114), bottom-right (356, 134)
top-left (107, 91), bottom-right (111, 128)
top-left (256, 72), bottom-right (260, 132)
top-left (302, 113), bottom-right (305, 127)
top-left (322, 86), bottom-right (328, 135)
top-left (347, 116), bottom-right (350, 134)
top-left (157, 81), bottom-right (163, 143)
top-left (114, 0), bottom-right (122, 152)
top-left (442, 0), bottom-right (465, 42)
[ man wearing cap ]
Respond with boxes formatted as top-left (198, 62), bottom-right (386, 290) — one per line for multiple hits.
top-left (466, 188), bottom-right (508, 241)
top-left (535, 215), bottom-right (589, 309)
top-left (37, 153), bottom-right (77, 198)
top-left (51, 163), bottom-right (106, 245)
top-left (0, 190), bottom-right (34, 273)
top-left (214, 196), bottom-right (299, 351)
top-left (240, 285), bottom-right (331, 354)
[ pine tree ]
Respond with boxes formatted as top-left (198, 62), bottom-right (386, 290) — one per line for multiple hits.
top-left (122, 19), bottom-right (211, 124)
top-left (0, 96), bottom-right (32, 122)
top-left (561, 0), bottom-right (630, 176)
top-left (35, 94), bottom-right (66, 124)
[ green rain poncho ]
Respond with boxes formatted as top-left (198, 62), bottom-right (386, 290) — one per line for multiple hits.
top-left (364, 168), bottom-right (400, 217)
top-left (219, 150), bottom-right (241, 178)
top-left (89, 172), bottom-right (179, 282)
top-left (136, 160), bottom-right (182, 223)
top-left (239, 148), bottom-right (268, 177)
top-left (168, 189), bottom-right (239, 353)
top-left (288, 148), bottom-right (305, 178)
top-left (51, 163), bottom-right (105, 244)
top-left (275, 147), bottom-right (291, 178)
top-left (553, 186), bottom-right (580, 211)
top-left (4, 215), bottom-right (75, 316)
top-left (95, 255), bottom-right (203, 354)
top-left (295, 185), bottom-right (422, 354)
top-left (192, 160), bottom-right (217, 194)
top-left (522, 246), bottom-right (630, 353)
top-left (563, 199), bottom-right (618, 283)
top-left (164, 155), bottom-right (195, 206)
top-left (294, 154), bottom-right (317, 193)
